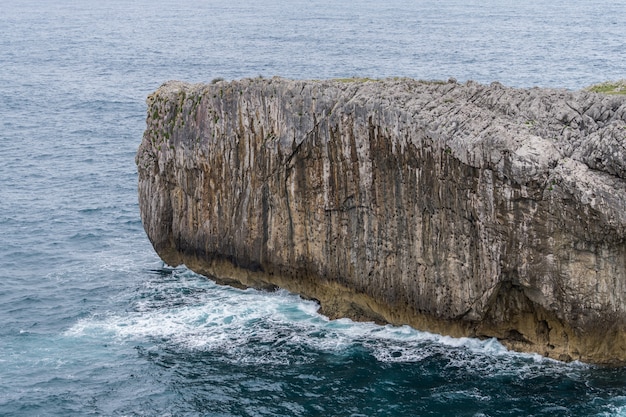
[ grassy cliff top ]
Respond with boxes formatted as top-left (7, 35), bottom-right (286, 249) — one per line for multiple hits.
top-left (586, 80), bottom-right (626, 95)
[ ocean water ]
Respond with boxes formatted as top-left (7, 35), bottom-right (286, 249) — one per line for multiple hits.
top-left (1, 0), bottom-right (626, 415)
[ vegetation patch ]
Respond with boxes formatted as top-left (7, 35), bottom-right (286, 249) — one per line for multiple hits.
top-left (585, 80), bottom-right (626, 95)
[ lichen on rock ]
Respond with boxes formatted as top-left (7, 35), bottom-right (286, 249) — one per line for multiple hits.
top-left (136, 77), bottom-right (626, 364)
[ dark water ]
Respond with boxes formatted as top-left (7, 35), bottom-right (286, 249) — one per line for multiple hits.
top-left (2, 0), bottom-right (626, 415)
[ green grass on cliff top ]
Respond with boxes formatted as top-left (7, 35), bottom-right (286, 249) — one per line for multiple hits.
top-left (333, 78), bottom-right (626, 93)
top-left (585, 80), bottom-right (626, 95)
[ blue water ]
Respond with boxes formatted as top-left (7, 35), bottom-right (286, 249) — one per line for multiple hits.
top-left (2, 0), bottom-right (626, 415)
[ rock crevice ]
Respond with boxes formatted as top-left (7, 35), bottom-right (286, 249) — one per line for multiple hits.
top-left (137, 77), bottom-right (626, 364)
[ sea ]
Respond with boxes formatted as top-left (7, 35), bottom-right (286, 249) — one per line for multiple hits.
top-left (1, 0), bottom-right (626, 415)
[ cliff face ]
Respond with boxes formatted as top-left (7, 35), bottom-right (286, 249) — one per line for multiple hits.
top-left (136, 77), bottom-right (626, 364)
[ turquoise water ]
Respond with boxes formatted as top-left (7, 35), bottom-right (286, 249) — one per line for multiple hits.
top-left (2, 0), bottom-right (626, 415)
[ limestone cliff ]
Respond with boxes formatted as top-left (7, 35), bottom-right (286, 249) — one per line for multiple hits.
top-left (136, 77), bottom-right (626, 364)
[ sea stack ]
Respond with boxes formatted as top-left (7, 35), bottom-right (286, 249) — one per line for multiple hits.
top-left (136, 77), bottom-right (626, 364)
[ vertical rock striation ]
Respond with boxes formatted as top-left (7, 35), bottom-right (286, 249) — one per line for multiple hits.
top-left (136, 77), bottom-right (626, 364)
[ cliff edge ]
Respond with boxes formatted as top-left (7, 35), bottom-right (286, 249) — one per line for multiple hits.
top-left (136, 77), bottom-right (626, 364)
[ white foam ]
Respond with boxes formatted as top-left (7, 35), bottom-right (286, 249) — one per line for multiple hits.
top-left (596, 397), bottom-right (626, 417)
top-left (64, 267), bottom-right (590, 371)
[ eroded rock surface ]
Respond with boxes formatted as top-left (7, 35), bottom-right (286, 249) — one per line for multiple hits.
top-left (136, 77), bottom-right (626, 364)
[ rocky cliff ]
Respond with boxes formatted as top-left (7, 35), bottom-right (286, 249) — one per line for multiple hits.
top-left (136, 77), bottom-right (626, 364)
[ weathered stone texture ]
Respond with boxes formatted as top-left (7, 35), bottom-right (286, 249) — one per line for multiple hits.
top-left (136, 77), bottom-right (626, 364)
